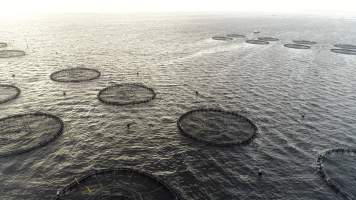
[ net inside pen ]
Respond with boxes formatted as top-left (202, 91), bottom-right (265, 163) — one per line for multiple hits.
top-left (0, 85), bottom-right (20, 104)
top-left (317, 149), bottom-right (356, 200)
top-left (0, 113), bottom-right (64, 158)
top-left (334, 44), bottom-right (356, 49)
top-left (246, 40), bottom-right (269, 45)
top-left (0, 50), bottom-right (25, 58)
top-left (292, 40), bottom-right (317, 45)
top-left (212, 36), bottom-right (233, 41)
top-left (284, 44), bottom-right (311, 49)
top-left (98, 83), bottom-right (156, 106)
top-left (56, 168), bottom-right (181, 200)
top-left (177, 109), bottom-right (257, 146)
top-left (0, 42), bottom-right (7, 48)
top-left (257, 37), bottom-right (279, 41)
top-left (50, 68), bottom-right (101, 82)
top-left (330, 48), bottom-right (356, 55)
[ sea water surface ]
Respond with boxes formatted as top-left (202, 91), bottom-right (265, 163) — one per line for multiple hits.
top-left (1, 13), bottom-right (356, 200)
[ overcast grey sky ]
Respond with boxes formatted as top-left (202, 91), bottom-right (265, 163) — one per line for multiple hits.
top-left (2, 0), bottom-right (356, 17)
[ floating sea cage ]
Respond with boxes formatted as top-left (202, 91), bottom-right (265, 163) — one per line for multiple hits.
top-left (98, 83), bottom-right (156, 106)
top-left (55, 168), bottom-right (181, 200)
top-left (284, 44), bottom-right (311, 49)
top-left (0, 113), bottom-right (64, 158)
top-left (245, 39), bottom-right (269, 45)
top-left (177, 108), bottom-right (257, 146)
top-left (257, 37), bottom-right (279, 41)
top-left (292, 40), bottom-right (317, 45)
top-left (317, 148), bottom-right (356, 200)
top-left (50, 68), bottom-right (101, 82)
top-left (0, 84), bottom-right (21, 104)
top-left (0, 50), bottom-right (26, 58)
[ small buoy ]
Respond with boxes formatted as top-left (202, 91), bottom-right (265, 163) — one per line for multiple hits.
top-left (136, 72), bottom-right (139, 76)
top-left (302, 114), bottom-right (305, 119)
top-left (258, 169), bottom-right (263, 176)
top-left (109, 81), bottom-right (117, 85)
top-left (12, 74), bottom-right (15, 77)
top-left (127, 122), bottom-right (136, 129)
top-left (63, 91), bottom-right (66, 96)
top-left (195, 91), bottom-right (199, 96)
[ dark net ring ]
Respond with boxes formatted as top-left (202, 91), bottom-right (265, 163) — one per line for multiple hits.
top-left (177, 108), bottom-right (257, 146)
top-left (330, 48), bottom-right (356, 55)
top-left (0, 113), bottom-right (64, 158)
top-left (50, 68), bottom-right (101, 82)
top-left (0, 42), bottom-right (7, 48)
top-left (0, 50), bottom-right (26, 58)
top-left (334, 44), bottom-right (356, 49)
top-left (212, 36), bottom-right (233, 41)
top-left (292, 40), bottom-right (317, 45)
top-left (317, 148), bottom-right (356, 200)
top-left (98, 83), bottom-right (156, 106)
top-left (226, 34), bottom-right (245, 38)
top-left (245, 40), bottom-right (269, 45)
top-left (257, 37), bottom-right (279, 41)
top-left (0, 84), bottom-right (21, 104)
top-left (284, 44), bottom-right (311, 49)
top-left (55, 168), bottom-right (181, 200)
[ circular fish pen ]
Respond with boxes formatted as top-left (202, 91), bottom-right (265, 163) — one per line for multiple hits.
top-left (212, 36), bottom-right (233, 41)
top-left (0, 113), bottom-right (64, 158)
top-left (0, 50), bottom-right (25, 58)
top-left (0, 85), bottom-right (21, 104)
top-left (317, 148), bottom-right (356, 200)
top-left (98, 83), bottom-right (156, 106)
top-left (334, 44), bottom-right (356, 49)
top-left (257, 37), bottom-right (279, 41)
top-left (0, 42), bottom-right (7, 48)
top-left (246, 40), bottom-right (269, 45)
top-left (55, 168), bottom-right (181, 200)
top-left (292, 40), bottom-right (317, 45)
top-left (50, 68), bottom-right (101, 82)
top-left (330, 49), bottom-right (356, 55)
top-left (284, 44), bottom-right (311, 49)
top-left (177, 108), bottom-right (257, 146)
top-left (226, 34), bottom-right (245, 38)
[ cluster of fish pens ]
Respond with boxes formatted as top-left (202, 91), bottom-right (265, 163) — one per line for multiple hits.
top-left (0, 31), bottom-right (356, 199)
top-left (0, 40), bottom-right (182, 199)
top-left (212, 33), bottom-right (356, 54)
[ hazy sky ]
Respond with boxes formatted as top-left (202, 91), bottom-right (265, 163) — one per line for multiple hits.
top-left (2, 0), bottom-right (356, 16)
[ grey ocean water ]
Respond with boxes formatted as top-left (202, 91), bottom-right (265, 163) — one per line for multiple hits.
top-left (1, 14), bottom-right (356, 199)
